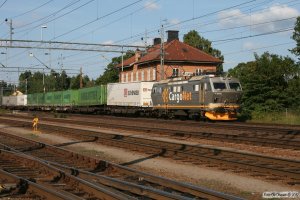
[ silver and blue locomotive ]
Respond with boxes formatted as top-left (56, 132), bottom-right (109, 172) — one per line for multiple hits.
top-left (151, 75), bottom-right (242, 120)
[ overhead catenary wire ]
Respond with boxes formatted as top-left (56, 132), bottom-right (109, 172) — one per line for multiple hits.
top-left (11, 0), bottom-right (55, 19)
top-left (52, 0), bottom-right (144, 40)
top-left (15, 0), bottom-right (82, 30)
top-left (1, 0), bottom-right (298, 83)
top-left (0, 0), bottom-right (8, 9)
top-left (5, 0), bottom-right (145, 68)
top-left (15, 0), bottom-right (96, 37)
top-left (213, 27), bottom-right (294, 44)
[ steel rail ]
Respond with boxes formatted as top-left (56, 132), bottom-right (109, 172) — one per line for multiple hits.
top-left (0, 169), bottom-right (76, 200)
top-left (0, 129), bottom-right (243, 200)
top-left (2, 114), bottom-right (299, 150)
top-left (1, 117), bottom-right (299, 186)
top-left (0, 149), bottom-right (131, 200)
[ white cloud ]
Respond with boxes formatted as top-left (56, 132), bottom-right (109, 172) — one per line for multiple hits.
top-left (169, 19), bottom-right (180, 25)
top-left (218, 4), bottom-right (299, 33)
top-left (102, 40), bottom-right (114, 45)
top-left (144, 1), bottom-right (160, 10)
top-left (242, 41), bottom-right (260, 50)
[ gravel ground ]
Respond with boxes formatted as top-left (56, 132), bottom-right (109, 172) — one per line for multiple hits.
top-left (1, 123), bottom-right (299, 200)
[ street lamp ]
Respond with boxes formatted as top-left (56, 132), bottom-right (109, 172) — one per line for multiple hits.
top-left (41, 25), bottom-right (47, 41)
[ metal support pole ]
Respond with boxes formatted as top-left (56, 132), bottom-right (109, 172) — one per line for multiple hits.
top-left (160, 25), bottom-right (164, 80)
top-left (43, 69), bottom-right (45, 93)
top-left (121, 46), bottom-right (124, 72)
top-left (80, 67), bottom-right (83, 89)
top-left (9, 19), bottom-right (13, 46)
top-left (25, 79), bottom-right (27, 94)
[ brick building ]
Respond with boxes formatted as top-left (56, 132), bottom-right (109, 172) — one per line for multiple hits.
top-left (117, 30), bottom-right (222, 83)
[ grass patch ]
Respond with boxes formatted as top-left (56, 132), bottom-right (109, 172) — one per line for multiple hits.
top-left (0, 109), bottom-right (9, 114)
top-left (53, 112), bottom-right (68, 118)
top-left (249, 111), bottom-right (300, 125)
top-left (25, 133), bottom-right (40, 138)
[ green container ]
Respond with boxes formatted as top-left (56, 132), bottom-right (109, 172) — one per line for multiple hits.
top-left (27, 93), bottom-right (44, 106)
top-left (37, 93), bottom-right (45, 105)
top-left (52, 91), bottom-right (63, 106)
top-left (45, 92), bottom-right (53, 106)
top-left (78, 85), bottom-right (107, 106)
top-left (27, 94), bottom-right (35, 106)
top-left (62, 90), bottom-right (78, 106)
top-left (69, 89), bottom-right (78, 106)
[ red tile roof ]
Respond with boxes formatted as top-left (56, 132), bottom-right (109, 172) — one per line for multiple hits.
top-left (117, 39), bottom-right (221, 68)
top-left (117, 55), bottom-right (135, 68)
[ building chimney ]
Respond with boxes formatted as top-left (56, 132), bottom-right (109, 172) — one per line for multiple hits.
top-left (153, 38), bottom-right (161, 45)
top-left (167, 30), bottom-right (179, 42)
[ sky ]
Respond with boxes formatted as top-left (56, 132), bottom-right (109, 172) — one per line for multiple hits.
top-left (0, 0), bottom-right (299, 84)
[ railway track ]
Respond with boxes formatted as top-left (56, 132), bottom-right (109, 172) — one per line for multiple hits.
top-left (2, 114), bottom-right (300, 150)
top-left (0, 117), bottom-right (299, 187)
top-left (0, 148), bottom-right (131, 200)
top-left (21, 111), bottom-right (300, 132)
top-left (0, 130), bottom-right (241, 200)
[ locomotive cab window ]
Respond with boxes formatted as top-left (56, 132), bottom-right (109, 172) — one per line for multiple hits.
top-left (153, 87), bottom-right (162, 94)
top-left (177, 86), bottom-right (181, 92)
top-left (158, 87), bottom-right (162, 93)
top-left (193, 85), bottom-right (199, 92)
top-left (213, 82), bottom-right (226, 90)
top-left (152, 87), bottom-right (157, 93)
top-left (172, 86), bottom-right (177, 92)
top-left (229, 82), bottom-right (242, 91)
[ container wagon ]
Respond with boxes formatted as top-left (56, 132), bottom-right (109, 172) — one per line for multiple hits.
top-left (107, 81), bottom-right (156, 115)
top-left (75, 85), bottom-right (107, 113)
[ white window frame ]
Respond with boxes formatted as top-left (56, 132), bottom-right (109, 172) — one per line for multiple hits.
top-left (136, 71), bottom-right (139, 82)
top-left (173, 68), bottom-right (179, 77)
top-left (153, 68), bottom-right (156, 80)
top-left (147, 68), bottom-right (151, 81)
top-left (141, 70), bottom-right (144, 81)
top-left (122, 73), bottom-right (125, 83)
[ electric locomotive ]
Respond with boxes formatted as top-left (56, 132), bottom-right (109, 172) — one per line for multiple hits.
top-left (151, 75), bottom-right (242, 120)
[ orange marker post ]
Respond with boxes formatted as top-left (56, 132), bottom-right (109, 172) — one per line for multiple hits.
top-left (32, 117), bottom-right (39, 132)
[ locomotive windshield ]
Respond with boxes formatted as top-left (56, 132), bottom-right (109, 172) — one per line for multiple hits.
top-left (213, 82), bottom-right (226, 90)
top-left (229, 82), bottom-right (242, 91)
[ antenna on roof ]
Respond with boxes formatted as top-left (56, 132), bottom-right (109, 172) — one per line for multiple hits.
top-left (141, 29), bottom-right (148, 53)
top-left (159, 19), bottom-right (167, 80)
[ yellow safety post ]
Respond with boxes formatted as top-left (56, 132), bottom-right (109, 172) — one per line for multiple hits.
top-left (32, 116), bottom-right (39, 132)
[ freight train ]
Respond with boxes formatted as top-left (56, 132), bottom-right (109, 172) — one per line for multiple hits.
top-left (1, 75), bottom-right (242, 120)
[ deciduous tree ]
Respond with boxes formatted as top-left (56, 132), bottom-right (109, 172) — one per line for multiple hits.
top-left (183, 30), bottom-right (224, 74)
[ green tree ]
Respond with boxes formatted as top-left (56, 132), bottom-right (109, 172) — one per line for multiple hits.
top-left (183, 30), bottom-right (224, 74)
top-left (1, 80), bottom-right (15, 96)
top-left (228, 52), bottom-right (299, 115)
top-left (19, 70), bottom-right (74, 93)
top-left (291, 16), bottom-right (300, 59)
top-left (96, 50), bottom-right (135, 85)
top-left (70, 74), bottom-right (93, 89)
top-left (18, 71), bottom-right (32, 94)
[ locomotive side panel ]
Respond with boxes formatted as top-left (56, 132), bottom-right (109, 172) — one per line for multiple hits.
top-left (151, 76), bottom-right (242, 120)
